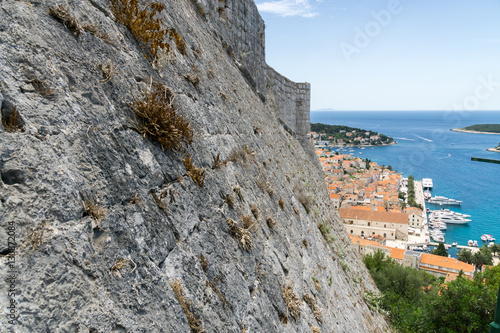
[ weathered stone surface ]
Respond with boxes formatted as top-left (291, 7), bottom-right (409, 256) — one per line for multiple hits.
top-left (0, 0), bottom-right (390, 332)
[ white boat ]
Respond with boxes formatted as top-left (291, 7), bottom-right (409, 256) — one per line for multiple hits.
top-left (452, 241), bottom-right (458, 247)
top-left (424, 190), bottom-right (432, 200)
top-left (431, 234), bottom-right (445, 243)
top-left (473, 240), bottom-right (478, 247)
top-left (481, 234), bottom-right (496, 242)
top-left (431, 215), bottom-right (471, 225)
top-left (468, 240), bottom-right (474, 247)
top-left (429, 209), bottom-right (471, 218)
top-left (427, 196), bottom-right (462, 206)
top-left (429, 221), bottom-right (447, 230)
top-left (422, 178), bottom-right (433, 189)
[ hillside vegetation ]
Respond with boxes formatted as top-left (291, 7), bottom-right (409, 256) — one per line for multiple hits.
top-left (311, 122), bottom-right (394, 146)
top-left (463, 124), bottom-right (500, 133)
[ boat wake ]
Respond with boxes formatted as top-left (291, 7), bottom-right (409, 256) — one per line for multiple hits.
top-left (415, 135), bottom-right (433, 142)
top-left (394, 137), bottom-right (416, 142)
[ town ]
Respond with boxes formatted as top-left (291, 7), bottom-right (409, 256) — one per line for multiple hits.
top-left (313, 141), bottom-right (477, 281)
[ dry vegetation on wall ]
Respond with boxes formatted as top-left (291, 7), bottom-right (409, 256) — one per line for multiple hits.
top-left (183, 154), bottom-right (205, 188)
top-left (227, 218), bottom-right (253, 252)
top-left (129, 82), bottom-right (193, 152)
top-left (1, 106), bottom-right (21, 132)
top-left (169, 279), bottom-right (203, 333)
top-left (282, 283), bottom-right (301, 322)
top-left (109, 0), bottom-right (186, 59)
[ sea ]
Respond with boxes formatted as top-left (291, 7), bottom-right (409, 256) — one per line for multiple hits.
top-left (311, 110), bottom-right (500, 257)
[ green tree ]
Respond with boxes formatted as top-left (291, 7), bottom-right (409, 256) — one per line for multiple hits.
top-left (458, 249), bottom-right (473, 264)
top-left (491, 243), bottom-right (499, 256)
top-left (363, 249), bottom-right (393, 272)
top-left (431, 243), bottom-right (448, 257)
top-left (472, 252), bottom-right (489, 271)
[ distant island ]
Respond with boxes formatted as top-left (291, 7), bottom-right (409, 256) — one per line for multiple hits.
top-left (311, 123), bottom-right (395, 147)
top-left (451, 124), bottom-right (500, 134)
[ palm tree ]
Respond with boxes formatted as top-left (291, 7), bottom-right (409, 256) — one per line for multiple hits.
top-left (472, 252), bottom-right (488, 271)
top-left (491, 243), bottom-right (499, 256)
top-left (458, 249), bottom-right (473, 264)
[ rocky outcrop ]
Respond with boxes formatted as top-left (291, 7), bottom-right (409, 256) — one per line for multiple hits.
top-left (0, 0), bottom-right (390, 332)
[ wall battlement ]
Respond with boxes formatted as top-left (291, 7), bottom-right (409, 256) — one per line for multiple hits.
top-left (191, 0), bottom-right (311, 146)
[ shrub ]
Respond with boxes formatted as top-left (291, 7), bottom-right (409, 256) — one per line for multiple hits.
top-left (110, 0), bottom-right (186, 59)
top-left (130, 82), bottom-right (193, 151)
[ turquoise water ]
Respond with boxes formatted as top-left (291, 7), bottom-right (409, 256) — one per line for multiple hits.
top-left (311, 111), bottom-right (500, 254)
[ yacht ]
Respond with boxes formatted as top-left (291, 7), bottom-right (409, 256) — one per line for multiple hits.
top-left (427, 196), bottom-right (462, 206)
top-left (429, 209), bottom-right (471, 218)
top-left (452, 241), bottom-right (458, 247)
top-left (431, 215), bottom-right (471, 225)
top-left (431, 233), bottom-right (445, 243)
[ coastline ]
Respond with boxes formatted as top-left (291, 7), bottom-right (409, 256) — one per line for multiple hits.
top-left (450, 128), bottom-right (500, 135)
top-left (324, 141), bottom-right (398, 149)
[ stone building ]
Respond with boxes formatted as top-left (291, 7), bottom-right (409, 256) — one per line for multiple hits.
top-left (340, 207), bottom-right (409, 240)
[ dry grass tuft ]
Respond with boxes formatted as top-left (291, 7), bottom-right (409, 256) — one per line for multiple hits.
top-left (170, 279), bottom-right (203, 332)
top-left (279, 313), bottom-right (288, 325)
top-left (298, 193), bottom-right (312, 213)
top-left (2, 106), bottom-right (21, 133)
top-left (199, 253), bottom-right (208, 273)
top-left (303, 293), bottom-right (323, 324)
top-left (266, 216), bottom-right (276, 229)
top-left (49, 5), bottom-right (110, 41)
top-left (212, 153), bottom-right (227, 169)
top-left (278, 198), bottom-right (284, 210)
top-left (241, 215), bottom-right (255, 231)
top-left (302, 238), bottom-right (308, 248)
top-left (29, 78), bottom-right (56, 99)
top-left (207, 274), bottom-right (231, 310)
top-left (256, 178), bottom-right (274, 197)
top-left (311, 326), bottom-right (320, 333)
top-left (26, 221), bottom-right (48, 250)
top-left (223, 193), bottom-right (235, 208)
top-left (110, 0), bottom-right (186, 59)
top-left (185, 74), bottom-right (200, 86)
top-left (82, 192), bottom-right (106, 222)
top-left (282, 283), bottom-right (301, 321)
top-left (233, 185), bottom-right (244, 202)
top-left (293, 206), bottom-right (300, 215)
top-left (130, 81), bottom-right (193, 152)
top-left (98, 60), bottom-right (118, 84)
top-left (128, 193), bottom-right (143, 206)
top-left (110, 258), bottom-right (137, 277)
top-left (183, 154), bottom-right (205, 188)
top-left (250, 204), bottom-right (259, 220)
top-left (49, 5), bottom-right (83, 36)
top-left (229, 148), bottom-right (247, 163)
top-left (227, 218), bottom-right (253, 252)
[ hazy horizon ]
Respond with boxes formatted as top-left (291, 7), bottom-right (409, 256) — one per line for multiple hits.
top-left (256, 0), bottom-right (500, 111)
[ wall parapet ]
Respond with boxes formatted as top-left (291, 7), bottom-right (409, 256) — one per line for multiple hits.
top-left (191, 0), bottom-right (312, 151)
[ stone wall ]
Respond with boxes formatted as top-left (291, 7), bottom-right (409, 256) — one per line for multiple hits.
top-left (0, 0), bottom-right (389, 331)
top-left (192, 0), bottom-right (311, 145)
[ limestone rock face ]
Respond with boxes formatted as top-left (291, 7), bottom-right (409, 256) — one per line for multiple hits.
top-left (0, 0), bottom-right (390, 332)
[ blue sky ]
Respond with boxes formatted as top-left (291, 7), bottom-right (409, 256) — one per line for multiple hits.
top-left (256, 0), bottom-right (500, 111)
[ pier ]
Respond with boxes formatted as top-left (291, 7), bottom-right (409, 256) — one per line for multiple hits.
top-left (471, 157), bottom-right (500, 164)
